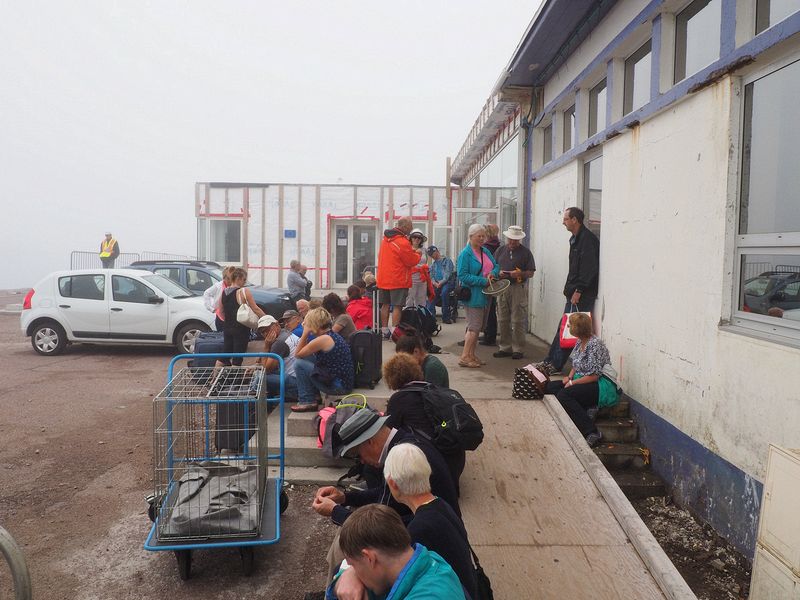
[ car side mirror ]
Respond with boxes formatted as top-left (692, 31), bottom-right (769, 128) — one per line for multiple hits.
top-left (148, 296), bottom-right (165, 304)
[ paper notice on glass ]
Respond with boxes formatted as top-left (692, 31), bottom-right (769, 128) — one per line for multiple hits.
top-left (337, 238), bottom-right (347, 246)
top-left (361, 232), bottom-right (368, 244)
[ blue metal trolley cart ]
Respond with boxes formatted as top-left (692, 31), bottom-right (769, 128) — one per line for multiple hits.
top-left (144, 353), bottom-right (287, 580)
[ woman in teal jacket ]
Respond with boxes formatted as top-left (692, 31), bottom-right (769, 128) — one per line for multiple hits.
top-left (456, 223), bottom-right (500, 368)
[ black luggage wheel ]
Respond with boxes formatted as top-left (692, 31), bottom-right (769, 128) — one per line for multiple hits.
top-left (280, 489), bottom-right (289, 515)
top-left (175, 550), bottom-right (192, 580)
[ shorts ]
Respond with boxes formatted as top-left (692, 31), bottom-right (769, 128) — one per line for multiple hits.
top-left (465, 305), bottom-right (490, 333)
top-left (378, 288), bottom-right (408, 306)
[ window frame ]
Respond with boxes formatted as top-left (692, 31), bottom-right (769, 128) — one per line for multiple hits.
top-left (674, 0), bottom-right (721, 83)
top-left (198, 217), bottom-right (244, 264)
top-left (730, 56), bottom-right (800, 341)
top-left (58, 274), bottom-right (106, 301)
top-left (623, 40), bottom-right (652, 115)
top-left (581, 150), bottom-right (604, 239)
top-left (111, 275), bottom-right (159, 304)
top-left (542, 122), bottom-right (553, 164)
top-left (588, 79), bottom-right (607, 137)
top-left (563, 104), bottom-right (576, 153)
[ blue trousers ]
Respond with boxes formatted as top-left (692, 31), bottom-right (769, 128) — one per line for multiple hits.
top-left (427, 281), bottom-right (454, 321)
top-left (265, 373), bottom-right (298, 401)
top-left (545, 298), bottom-right (596, 371)
top-left (294, 357), bottom-right (349, 405)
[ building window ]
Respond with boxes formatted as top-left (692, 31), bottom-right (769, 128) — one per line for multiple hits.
top-left (588, 80), bottom-right (607, 137)
top-left (198, 218), bottom-right (242, 263)
top-left (675, 0), bottom-right (721, 82)
top-left (543, 123), bottom-right (553, 164)
top-left (582, 155), bottom-right (603, 238)
top-left (756, 0), bottom-right (800, 34)
top-left (563, 105), bottom-right (576, 152)
top-left (624, 40), bottom-right (652, 114)
top-left (735, 58), bottom-right (800, 337)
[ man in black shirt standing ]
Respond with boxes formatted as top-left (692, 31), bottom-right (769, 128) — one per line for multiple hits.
top-left (492, 225), bottom-right (536, 360)
top-left (539, 207), bottom-right (599, 373)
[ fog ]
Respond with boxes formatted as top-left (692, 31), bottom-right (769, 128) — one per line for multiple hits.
top-left (0, 1), bottom-right (538, 289)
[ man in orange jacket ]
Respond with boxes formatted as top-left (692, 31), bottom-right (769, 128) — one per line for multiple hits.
top-left (376, 217), bottom-right (420, 338)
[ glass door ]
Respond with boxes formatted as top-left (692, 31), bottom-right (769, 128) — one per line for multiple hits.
top-left (332, 221), bottom-right (378, 287)
top-left (453, 208), bottom-right (499, 255)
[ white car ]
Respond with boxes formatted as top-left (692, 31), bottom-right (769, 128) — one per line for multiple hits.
top-left (21, 269), bottom-right (215, 356)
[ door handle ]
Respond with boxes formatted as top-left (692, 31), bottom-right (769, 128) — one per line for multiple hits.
top-left (111, 308), bottom-right (123, 312)
top-left (58, 304), bottom-right (70, 308)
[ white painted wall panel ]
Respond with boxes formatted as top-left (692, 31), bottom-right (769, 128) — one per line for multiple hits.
top-left (209, 187), bottom-right (226, 214)
top-left (299, 186), bottom-right (318, 285)
top-left (530, 81), bottom-right (800, 480)
top-left (247, 191), bottom-right (264, 286)
top-left (282, 185), bottom-right (300, 267)
top-left (228, 188), bottom-right (244, 214)
top-left (356, 187), bottom-right (381, 219)
top-left (262, 186), bottom-right (280, 287)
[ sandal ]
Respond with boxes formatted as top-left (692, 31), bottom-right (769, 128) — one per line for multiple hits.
top-left (458, 359), bottom-right (481, 368)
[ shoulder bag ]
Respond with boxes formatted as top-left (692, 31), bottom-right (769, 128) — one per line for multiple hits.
top-left (457, 249), bottom-right (486, 302)
top-left (236, 288), bottom-right (259, 329)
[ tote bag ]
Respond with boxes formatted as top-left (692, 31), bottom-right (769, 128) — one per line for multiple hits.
top-left (235, 288), bottom-right (259, 329)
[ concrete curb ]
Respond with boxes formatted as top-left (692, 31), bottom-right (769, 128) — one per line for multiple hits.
top-left (542, 394), bottom-right (697, 600)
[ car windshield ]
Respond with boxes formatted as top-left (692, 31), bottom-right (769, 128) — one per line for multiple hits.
top-left (142, 274), bottom-right (194, 298)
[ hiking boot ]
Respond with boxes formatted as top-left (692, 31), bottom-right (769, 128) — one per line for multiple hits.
top-left (585, 431), bottom-right (603, 448)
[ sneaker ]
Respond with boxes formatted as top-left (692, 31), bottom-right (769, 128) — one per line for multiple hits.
top-left (493, 350), bottom-right (513, 358)
top-left (585, 431), bottom-right (603, 448)
top-left (511, 352), bottom-right (524, 359)
top-left (442, 319), bottom-right (453, 324)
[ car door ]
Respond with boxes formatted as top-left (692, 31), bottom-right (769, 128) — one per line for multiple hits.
top-left (186, 268), bottom-right (217, 295)
top-left (55, 274), bottom-right (110, 338)
top-left (109, 275), bottom-right (169, 341)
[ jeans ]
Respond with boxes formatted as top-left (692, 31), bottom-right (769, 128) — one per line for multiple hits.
top-left (545, 298), bottom-right (596, 371)
top-left (294, 357), bottom-right (348, 405)
top-left (427, 281), bottom-right (454, 321)
top-left (265, 373), bottom-right (298, 401)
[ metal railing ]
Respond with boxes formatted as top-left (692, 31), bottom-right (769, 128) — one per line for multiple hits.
top-left (140, 251), bottom-right (197, 261)
top-left (69, 251), bottom-right (141, 270)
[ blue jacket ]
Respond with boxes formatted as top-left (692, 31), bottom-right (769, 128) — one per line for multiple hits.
top-left (430, 256), bottom-right (455, 284)
top-left (328, 544), bottom-right (466, 600)
top-left (457, 245), bottom-right (499, 309)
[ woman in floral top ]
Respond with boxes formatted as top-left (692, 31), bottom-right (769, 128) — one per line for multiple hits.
top-left (546, 312), bottom-right (610, 447)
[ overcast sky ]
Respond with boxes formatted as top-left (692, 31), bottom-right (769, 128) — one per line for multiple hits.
top-left (0, 1), bottom-right (538, 289)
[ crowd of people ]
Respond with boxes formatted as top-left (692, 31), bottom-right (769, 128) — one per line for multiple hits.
top-left (199, 207), bottom-right (608, 598)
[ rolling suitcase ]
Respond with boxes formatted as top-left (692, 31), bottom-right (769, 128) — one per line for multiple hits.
top-left (191, 331), bottom-right (224, 368)
top-left (350, 329), bottom-right (382, 389)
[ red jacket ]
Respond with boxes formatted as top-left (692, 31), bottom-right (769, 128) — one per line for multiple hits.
top-left (346, 296), bottom-right (373, 330)
top-left (376, 229), bottom-right (421, 290)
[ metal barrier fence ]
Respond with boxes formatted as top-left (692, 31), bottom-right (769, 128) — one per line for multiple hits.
top-left (70, 251), bottom-right (141, 270)
top-left (140, 251), bottom-right (197, 261)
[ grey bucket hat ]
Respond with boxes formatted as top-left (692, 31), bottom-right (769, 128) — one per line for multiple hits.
top-left (337, 409), bottom-right (390, 458)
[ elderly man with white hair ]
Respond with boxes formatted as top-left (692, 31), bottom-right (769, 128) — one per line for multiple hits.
top-left (328, 443), bottom-right (477, 600)
top-left (456, 224), bottom-right (500, 368)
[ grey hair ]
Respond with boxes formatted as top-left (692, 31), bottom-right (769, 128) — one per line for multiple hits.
top-left (468, 223), bottom-right (486, 237)
top-left (383, 443), bottom-right (431, 496)
top-left (290, 259), bottom-right (301, 270)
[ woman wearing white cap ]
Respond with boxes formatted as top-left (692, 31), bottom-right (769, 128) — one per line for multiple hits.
top-left (405, 229), bottom-right (430, 308)
top-left (456, 224), bottom-right (500, 368)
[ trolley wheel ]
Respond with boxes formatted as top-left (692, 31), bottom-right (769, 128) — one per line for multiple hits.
top-left (240, 546), bottom-right (255, 576)
top-left (147, 502), bottom-right (156, 523)
top-left (279, 489), bottom-right (289, 515)
top-left (174, 550), bottom-right (192, 581)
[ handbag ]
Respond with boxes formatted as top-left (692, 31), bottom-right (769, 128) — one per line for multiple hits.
top-left (559, 304), bottom-right (591, 350)
top-left (512, 365), bottom-right (547, 399)
top-left (457, 248), bottom-right (487, 303)
top-left (235, 288), bottom-right (259, 329)
top-left (598, 364), bottom-right (623, 408)
top-left (470, 546), bottom-right (494, 600)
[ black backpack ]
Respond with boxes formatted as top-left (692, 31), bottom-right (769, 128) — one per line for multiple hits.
top-left (400, 306), bottom-right (440, 338)
top-left (403, 382), bottom-right (484, 452)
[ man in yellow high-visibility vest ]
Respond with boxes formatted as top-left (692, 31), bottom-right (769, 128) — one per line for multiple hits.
top-left (99, 232), bottom-right (120, 269)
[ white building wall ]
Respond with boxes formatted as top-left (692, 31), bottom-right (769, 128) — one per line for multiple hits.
top-left (532, 79), bottom-right (800, 480)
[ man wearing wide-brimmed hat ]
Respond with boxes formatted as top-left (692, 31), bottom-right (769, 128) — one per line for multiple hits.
top-left (492, 225), bottom-right (536, 360)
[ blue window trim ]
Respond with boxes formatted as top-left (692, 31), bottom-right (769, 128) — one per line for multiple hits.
top-left (532, 9), bottom-right (800, 182)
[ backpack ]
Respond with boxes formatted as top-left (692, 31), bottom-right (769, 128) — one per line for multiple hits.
top-left (400, 306), bottom-right (440, 338)
top-left (314, 394), bottom-right (369, 458)
top-left (402, 382), bottom-right (484, 453)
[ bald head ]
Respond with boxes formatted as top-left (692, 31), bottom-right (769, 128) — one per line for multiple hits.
top-left (396, 217), bottom-right (412, 235)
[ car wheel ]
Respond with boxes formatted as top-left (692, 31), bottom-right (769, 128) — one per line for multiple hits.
top-left (31, 321), bottom-right (67, 356)
top-left (175, 322), bottom-right (210, 354)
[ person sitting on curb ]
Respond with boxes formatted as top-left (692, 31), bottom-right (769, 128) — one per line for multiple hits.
top-left (394, 334), bottom-right (449, 387)
top-left (544, 312), bottom-right (609, 447)
top-left (345, 285), bottom-right (373, 330)
top-left (292, 308), bottom-right (354, 412)
top-left (255, 311), bottom-right (301, 401)
top-left (310, 408), bottom-right (460, 585)
top-left (326, 504), bottom-right (465, 600)
top-left (383, 353), bottom-right (463, 493)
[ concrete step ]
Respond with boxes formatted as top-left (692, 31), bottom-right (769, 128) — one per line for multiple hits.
top-left (595, 418), bottom-right (639, 444)
top-left (610, 470), bottom-right (667, 499)
top-left (287, 410), bottom-right (319, 437)
top-left (593, 442), bottom-right (651, 470)
top-left (269, 465), bottom-right (351, 486)
top-left (597, 397), bottom-right (630, 419)
top-left (267, 406), bottom-right (351, 468)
